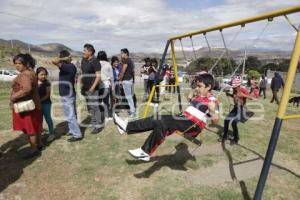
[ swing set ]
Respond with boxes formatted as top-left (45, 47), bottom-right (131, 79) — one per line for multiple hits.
top-left (143, 5), bottom-right (300, 200)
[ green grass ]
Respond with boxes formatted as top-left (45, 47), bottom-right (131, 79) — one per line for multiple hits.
top-left (0, 80), bottom-right (300, 200)
top-left (0, 81), bottom-right (12, 130)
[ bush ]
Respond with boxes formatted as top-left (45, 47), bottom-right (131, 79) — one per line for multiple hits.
top-left (247, 70), bottom-right (260, 79)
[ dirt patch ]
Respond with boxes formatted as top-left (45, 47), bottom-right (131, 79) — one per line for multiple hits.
top-left (185, 157), bottom-right (263, 186)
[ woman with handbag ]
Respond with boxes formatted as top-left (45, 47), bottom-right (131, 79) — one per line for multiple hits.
top-left (10, 53), bottom-right (43, 159)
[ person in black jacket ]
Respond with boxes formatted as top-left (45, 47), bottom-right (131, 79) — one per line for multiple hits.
top-left (81, 44), bottom-right (103, 134)
top-left (270, 72), bottom-right (284, 105)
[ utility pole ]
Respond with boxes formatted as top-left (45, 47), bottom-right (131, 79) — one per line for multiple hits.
top-left (241, 45), bottom-right (247, 79)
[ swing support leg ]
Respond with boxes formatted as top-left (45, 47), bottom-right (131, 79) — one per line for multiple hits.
top-left (254, 25), bottom-right (300, 200)
top-left (143, 40), bottom-right (170, 118)
top-left (171, 40), bottom-right (183, 113)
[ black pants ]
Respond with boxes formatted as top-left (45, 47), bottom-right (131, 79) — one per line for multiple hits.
top-left (271, 90), bottom-right (279, 104)
top-left (223, 106), bottom-right (244, 142)
top-left (259, 88), bottom-right (266, 99)
top-left (126, 115), bottom-right (201, 155)
top-left (168, 78), bottom-right (176, 93)
top-left (147, 80), bottom-right (160, 102)
top-left (99, 87), bottom-right (111, 118)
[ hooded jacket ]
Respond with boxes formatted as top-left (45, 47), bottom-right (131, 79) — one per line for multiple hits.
top-left (271, 72), bottom-right (284, 91)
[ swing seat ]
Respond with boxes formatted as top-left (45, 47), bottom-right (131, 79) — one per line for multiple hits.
top-left (175, 130), bottom-right (204, 146)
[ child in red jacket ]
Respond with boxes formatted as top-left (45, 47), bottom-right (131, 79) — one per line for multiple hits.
top-left (221, 76), bottom-right (256, 144)
top-left (114, 73), bottom-right (219, 161)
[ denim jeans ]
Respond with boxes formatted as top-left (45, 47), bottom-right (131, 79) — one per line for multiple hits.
top-left (61, 96), bottom-right (82, 138)
top-left (122, 79), bottom-right (135, 115)
top-left (41, 103), bottom-right (54, 134)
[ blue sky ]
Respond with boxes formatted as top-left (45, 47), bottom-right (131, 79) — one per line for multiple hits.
top-left (0, 0), bottom-right (299, 54)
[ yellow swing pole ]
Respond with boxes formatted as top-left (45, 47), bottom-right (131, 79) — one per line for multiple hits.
top-left (171, 40), bottom-right (179, 85)
top-left (254, 26), bottom-right (300, 200)
top-left (277, 28), bottom-right (300, 119)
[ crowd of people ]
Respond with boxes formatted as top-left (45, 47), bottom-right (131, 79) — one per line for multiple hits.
top-left (140, 58), bottom-right (176, 102)
top-left (8, 44), bottom-right (285, 160)
top-left (9, 44), bottom-right (139, 158)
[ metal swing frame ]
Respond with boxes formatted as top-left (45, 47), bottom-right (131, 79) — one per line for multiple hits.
top-left (143, 5), bottom-right (300, 200)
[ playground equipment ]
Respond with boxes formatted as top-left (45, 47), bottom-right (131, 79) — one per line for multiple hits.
top-left (144, 5), bottom-right (300, 200)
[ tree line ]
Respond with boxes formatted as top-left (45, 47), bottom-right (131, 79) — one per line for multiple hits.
top-left (186, 56), bottom-right (300, 77)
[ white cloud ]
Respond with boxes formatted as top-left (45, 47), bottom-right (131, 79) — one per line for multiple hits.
top-left (0, 0), bottom-right (299, 55)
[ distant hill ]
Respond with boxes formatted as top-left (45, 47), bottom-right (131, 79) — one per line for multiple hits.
top-left (0, 39), bottom-right (293, 69)
top-left (0, 39), bottom-right (81, 57)
top-left (166, 47), bottom-right (291, 62)
top-left (0, 39), bottom-right (83, 68)
top-left (37, 43), bottom-right (75, 54)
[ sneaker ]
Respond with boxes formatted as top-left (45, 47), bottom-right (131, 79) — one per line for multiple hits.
top-left (91, 128), bottom-right (103, 134)
top-left (230, 139), bottom-right (239, 145)
top-left (129, 113), bottom-right (136, 118)
top-left (66, 132), bottom-right (72, 136)
top-left (116, 126), bottom-right (126, 135)
top-left (67, 137), bottom-right (83, 142)
top-left (37, 145), bottom-right (45, 151)
top-left (113, 113), bottom-right (128, 131)
top-left (128, 148), bottom-right (150, 162)
top-left (218, 137), bottom-right (228, 142)
top-left (138, 156), bottom-right (150, 162)
top-left (47, 134), bottom-right (56, 142)
top-left (104, 117), bottom-right (113, 124)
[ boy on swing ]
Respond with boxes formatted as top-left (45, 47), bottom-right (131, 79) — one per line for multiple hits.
top-left (114, 73), bottom-right (219, 161)
top-left (221, 76), bottom-right (257, 144)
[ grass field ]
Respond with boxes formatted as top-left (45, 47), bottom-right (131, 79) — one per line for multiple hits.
top-left (0, 80), bottom-right (300, 200)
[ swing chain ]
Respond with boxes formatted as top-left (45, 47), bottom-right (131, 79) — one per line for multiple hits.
top-left (179, 38), bottom-right (187, 61)
top-left (209, 26), bottom-right (243, 73)
top-left (284, 14), bottom-right (298, 32)
top-left (203, 32), bottom-right (212, 55)
top-left (190, 36), bottom-right (197, 59)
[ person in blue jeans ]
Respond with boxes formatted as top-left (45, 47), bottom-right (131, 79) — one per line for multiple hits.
top-left (52, 50), bottom-right (82, 142)
top-left (36, 67), bottom-right (55, 142)
top-left (119, 48), bottom-right (136, 117)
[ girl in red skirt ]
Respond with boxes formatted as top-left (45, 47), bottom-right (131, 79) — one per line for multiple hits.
top-left (10, 53), bottom-right (43, 159)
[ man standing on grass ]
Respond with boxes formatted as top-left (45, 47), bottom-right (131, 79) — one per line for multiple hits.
top-left (270, 72), bottom-right (284, 105)
top-left (52, 50), bottom-right (82, 142)
top-left (118, 48), bottom-right (136, 117)
top-left (81, 44), bottom-right (103, 134)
